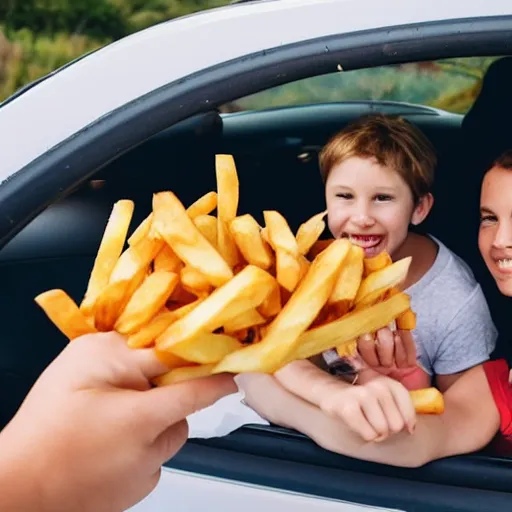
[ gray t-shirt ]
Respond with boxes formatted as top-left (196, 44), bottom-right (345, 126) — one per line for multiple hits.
top-left (324, 237), bottom-right (497, 376)
top-left (405, 237), bottom-right (496, 375)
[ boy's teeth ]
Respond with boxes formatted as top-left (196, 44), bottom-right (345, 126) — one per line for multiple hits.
top-left (498, 259), bottom-right (512, 269)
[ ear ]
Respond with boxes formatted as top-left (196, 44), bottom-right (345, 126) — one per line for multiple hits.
top-left (411, 193), bottom-right (434, 226)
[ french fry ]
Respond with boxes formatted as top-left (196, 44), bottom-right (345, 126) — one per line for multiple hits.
top-left (328, 244), bottom-right (364, 308)
top-left (180, 266), bottom-right (212, 296)
top-left (153, 191), bottom-right (233, 287)
top-left (230, 214), bottom-right (273, 269)
top-left (264, 210), bottom-right (302, 292)
top-left (363, 252), bottom-right (393, 276)
top-left (115, 271), bottom-right (179, 334)
top-left (409, 387), bottom-right (444, 414)
top-left (35, 289), bottom-right (97, 340)
top-left (81, 200), bottom-right (134, 315)
top-left (156, 265), bottom-right (276, 351)
top-left (213, 239), bottom-right (351, 373)
top-left (170, 332), bottom-right (242, 364)
top-left (296, 210), bottom-right (327, 255)
top-left (355, 257), bottom-right (412, 307)
top-left (396, 309), bottom-right (417, 330)
top-left (216, 155), bottom-right (241, 268)
top-left (307, 238), bottom-right (334, 260)
top-left (187, 191), bottom-right (217, 219)
top-left (224, 308), bottom-right (267, 333)
top-left (154, 245), bottom-right (182, 273)
top-left (152, 364), bottom-right (215, 386)
top-left (127, 309), bottom-right (177, 349)
top-left (194, 215), bottom-right (218, 248)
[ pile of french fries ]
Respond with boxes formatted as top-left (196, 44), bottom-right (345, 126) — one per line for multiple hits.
top-left (34, 154), bottom-right (444, 415)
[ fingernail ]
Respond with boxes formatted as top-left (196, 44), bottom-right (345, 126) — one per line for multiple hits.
top-left (233, 374), bottom-right (247, 390)
top-left (361, 333), bottom-right (373, 343)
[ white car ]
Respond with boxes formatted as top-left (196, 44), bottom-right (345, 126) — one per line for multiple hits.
top-left (1, 0), bottom-right (512, 510)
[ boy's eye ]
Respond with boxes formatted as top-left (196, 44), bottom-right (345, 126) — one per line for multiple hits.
top-left (374, 194), bottom-right (393, 202)
top-left (480, 214), bottom-right (497, 225)
top-left (335, 192), bottom-right (353, 200)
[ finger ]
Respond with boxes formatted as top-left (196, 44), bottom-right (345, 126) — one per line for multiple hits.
top-left (152, 419), bottom-right (189, 464)
top-left (140, 373), bottom-right (236, 434)
top-left (374, 383), bottom-right (406, 435)
top-left (326, 398), bottom-right (379, 442)
top-left (399, 330), bottom-right (418, 367)
top-left (275, 360), bottom-right (344, 406)
top-left (130, 347), bottom-right (186, 380)
top-left (393, 332), bottom-right (408, 368)
top-left (359, 393), bottom-right (391, 439)
top-left (388, 380), bottom-right (417, 434)
top-left (357, 333), bottom-right (379, 368)
top-left (375, 328), bottom-right (395, 368)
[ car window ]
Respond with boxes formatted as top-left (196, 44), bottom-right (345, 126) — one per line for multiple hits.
top-left (220, 57), bottom-right (500, 114)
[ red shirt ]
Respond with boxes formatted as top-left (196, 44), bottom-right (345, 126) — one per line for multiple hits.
top-left (483, 359), bottom-right (512, 455)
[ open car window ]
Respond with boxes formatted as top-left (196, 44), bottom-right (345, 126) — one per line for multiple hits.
top-left (221, 57), bottom-right (500, 114)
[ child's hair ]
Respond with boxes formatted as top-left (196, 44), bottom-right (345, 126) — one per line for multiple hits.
top-left (492, 149), bottom-right (512, 171)
top-left (318, 113), bottom-right (437, 204)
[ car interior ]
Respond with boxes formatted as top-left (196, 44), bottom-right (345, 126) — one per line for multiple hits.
top-left (1, 53), bottom-right (512, 476)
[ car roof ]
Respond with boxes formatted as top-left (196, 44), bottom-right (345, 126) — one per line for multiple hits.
top-left (0, 0), bottom-right (511, 181)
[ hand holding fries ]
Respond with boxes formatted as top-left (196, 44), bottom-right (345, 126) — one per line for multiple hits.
top-left (34, 153), bottom-right (444, 416)
top-left (0, 332), bottom-right (235, 512)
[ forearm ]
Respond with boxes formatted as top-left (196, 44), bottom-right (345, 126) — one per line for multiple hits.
top-left (0, 424), bottom-right (47, 511)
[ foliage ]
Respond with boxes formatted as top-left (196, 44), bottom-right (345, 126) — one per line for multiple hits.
top-left (0, 2), bottom-right (503, 113)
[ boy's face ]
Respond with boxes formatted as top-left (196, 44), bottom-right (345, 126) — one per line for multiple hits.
top-left (325, 156), bottom-right (426, 258)
top-left (478, 165), bottom-right (512, 297)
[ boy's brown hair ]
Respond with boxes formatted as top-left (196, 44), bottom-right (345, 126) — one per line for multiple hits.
top-left (318, 113), bottom-right (437, 204)
top-left (492, 149), bottom-right (512, 170)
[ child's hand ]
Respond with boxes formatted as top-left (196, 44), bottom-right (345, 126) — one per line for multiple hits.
top-left (356, 328), bottom-right (431, 389)
top-left (275, 360), bottom-right (417, 442)
top-left (1, 332), bottom-right (235, 512)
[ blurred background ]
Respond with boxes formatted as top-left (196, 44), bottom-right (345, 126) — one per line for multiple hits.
top-left (0, 0), bottom-right (499, 113)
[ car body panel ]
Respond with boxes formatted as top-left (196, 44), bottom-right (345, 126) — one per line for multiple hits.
top-left (1, 0), bottom-right (512, 180)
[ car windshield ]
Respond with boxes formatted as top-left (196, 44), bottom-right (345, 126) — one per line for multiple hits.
top-left (220, 57), bottom-right (499, 114)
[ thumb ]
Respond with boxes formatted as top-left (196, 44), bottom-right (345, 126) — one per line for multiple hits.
top-left (139, 373), bottom-right (236, 436)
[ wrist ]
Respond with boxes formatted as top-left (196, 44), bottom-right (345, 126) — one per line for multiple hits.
top-left (0, 421), bottom-right (54, 512)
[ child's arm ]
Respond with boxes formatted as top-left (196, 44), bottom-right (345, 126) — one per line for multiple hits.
top-left (238, 360), bottom-right (499, 468)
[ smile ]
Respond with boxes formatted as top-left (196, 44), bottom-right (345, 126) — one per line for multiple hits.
top-left (343, 234), bottom-right (383, 249)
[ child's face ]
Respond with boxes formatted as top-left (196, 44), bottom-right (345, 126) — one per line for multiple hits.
top-left (478, 166), bottom-right (512, 297)
top-left (325, 156), bottom-right (429, 258)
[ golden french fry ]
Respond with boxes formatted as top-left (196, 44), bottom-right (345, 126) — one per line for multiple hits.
top-left (307, 238), bottom-right (334, 260)
top-left (187, 191), bottom-right (217, 219)
top-left (263, 210), bottom-right (299, 256)
top-left (409, 387), bottom-right (444, 414)
top-left (287, 292), bottom-right (411, 363)
top-left (156, 265), bottom-right (276, 351)
top-left (154, 349), bottom-right (189, 370)
top-left (363, 252), bottom-right (393, 276)
top-left (230, 214), bottom-right (273, 269)
top-left (213, 239), bottom-right (351, 374)
top-left (81, 200), bottom-right (134, 314)
top-left (396, 309), bottom-right (417, 330)
top-left (328, 244), bottom-right (364, 305)
top-left (355, 257), bottom-right (412, 307)
top-left (296, 210), bottom-right (327, 255)
top-left (193, 215), bottom-right (218, 248)
top-left (224, 308), bottom-right (266, 333)
top-left (152, 364), bottom-right (216, 386)
top-left (257, 280), bottom-right (282, 318)
top-left (336, 339), bottom-right (357, 358)
top-left (127, 309), bottom-right (177, 349)
top-left (170, 332), bottom-right (242, 364)
top-left (275, 250), bottom-right (302, 293)
top-left (170, 298), bottom-right (205, 317)
top-left (154, 245), bottom-right (182, 273)
top-left (93, 237), bottom-right (163, 331)
top-left (35, 289), bottom-right (97, 340)
top-left (180, 266), bottom-right (212, 296)
top-left (216, 155), bottom-right (241, 268)
top-left (115, 271), bottom-right (179, 334)
top-left (153, 191), bottom-right (233, 287)
top-left (128, 214), bottom-right (153, 247)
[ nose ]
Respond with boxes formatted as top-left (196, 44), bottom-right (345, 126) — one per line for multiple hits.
top-left (349, 201), bottom-right (375, 228)
top-left (493, 220), bottom-right (512, 249)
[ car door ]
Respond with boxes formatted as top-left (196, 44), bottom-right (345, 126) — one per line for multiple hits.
top-left (1, 2), bottom-right (512, 511)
